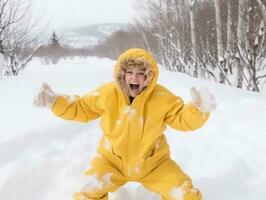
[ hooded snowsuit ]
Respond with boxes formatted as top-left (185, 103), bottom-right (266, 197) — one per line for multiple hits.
top-left (52, 48), bottom-right (209, 200)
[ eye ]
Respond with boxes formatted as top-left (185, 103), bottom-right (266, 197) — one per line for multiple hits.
top-left (138, 72), bottom-right (145, 76)
top-left (126, 71), bottom-right (133, 74)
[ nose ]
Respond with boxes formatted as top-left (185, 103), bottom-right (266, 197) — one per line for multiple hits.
top-left (130, 72), bottom-right (138, 81)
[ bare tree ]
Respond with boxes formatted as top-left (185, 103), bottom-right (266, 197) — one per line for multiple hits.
top-left (225, 0), bottom-right (233, 75)
top-left (237, 0), bottom-right (266, 91)
top-left (214, 0), bottom-right (225, 83)
top-left (255, 0), bottom-right (266, 25)
top-left (235, 0), bottom-right (248, 88)
top-left (0, 52), bottom-right (4, 77)
top-left (0, 0), bottom-right (44, 76)
top-left (91, 0), bottom-right (266, 92)
top-left (189, 0), bottom-right (198, 77)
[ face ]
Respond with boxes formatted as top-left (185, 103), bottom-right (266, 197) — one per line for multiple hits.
top-left (124, 67), bottom-right (147, 97)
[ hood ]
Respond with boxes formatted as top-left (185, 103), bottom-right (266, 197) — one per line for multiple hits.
top-left (114, 48), bottom-right (159, 100)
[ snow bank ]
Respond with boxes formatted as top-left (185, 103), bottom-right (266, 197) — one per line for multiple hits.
top-left (0, 57), bottom-right (266, 200)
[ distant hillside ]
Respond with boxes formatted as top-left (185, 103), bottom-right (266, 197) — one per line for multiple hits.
top-left (58, 23), bottom-right (128, 48)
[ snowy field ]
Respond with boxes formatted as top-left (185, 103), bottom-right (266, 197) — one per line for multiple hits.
top-left (0, 57), bottom-right (266, 200)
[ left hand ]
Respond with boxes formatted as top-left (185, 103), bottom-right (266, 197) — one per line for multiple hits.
top-left (190, 87), bottom-right (217, 113)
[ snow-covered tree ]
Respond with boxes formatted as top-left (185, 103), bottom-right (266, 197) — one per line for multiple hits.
top-left (189, 0), bottom-right (198, 77)
top-left (225, 0), bottom-right (233, 75)
top-left (51, 32), bottom-right (60, 47)
top-left (0, 0), bottom-right (43, 76)
top-left (214, 0), bottom-right (225, 83)
top-left (37, 31), bottom-right (66, 65)
top-left (237, 0), bottom-right (266, 91)
top-left (235, 0), bottom-right (248, 89)
top-left (92, 0), bottom-right (266, 92)
top-left (0, 53), bottom-right (4, 78)
top-left (256, 0), bottom-right (266, 26)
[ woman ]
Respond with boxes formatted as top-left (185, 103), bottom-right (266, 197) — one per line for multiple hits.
top-left (34, 48), bottom-right (216, 200)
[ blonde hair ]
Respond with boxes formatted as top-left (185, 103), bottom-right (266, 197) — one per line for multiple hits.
top-left (116, 58), bottom-right (153, 95)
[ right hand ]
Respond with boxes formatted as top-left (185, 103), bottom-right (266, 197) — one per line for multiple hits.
top-left (33, 82), bottom-right (56, 108)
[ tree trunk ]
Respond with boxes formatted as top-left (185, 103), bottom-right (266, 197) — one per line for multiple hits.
top-left (226, 1), bottom-right (233, 74)
top-left (236, 0), bottom-right (247, 88)
top-left (214, 0), bottom-right (225, 83)
top-left (189, 0), bottom-right (198, 77)
top-left (0, 53), bottom-right (4, 77)
top-left (255, 0), bottom-right (266, 26)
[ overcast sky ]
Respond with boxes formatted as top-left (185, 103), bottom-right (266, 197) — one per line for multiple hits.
top-left (32, 0), bottom-right (137, 31)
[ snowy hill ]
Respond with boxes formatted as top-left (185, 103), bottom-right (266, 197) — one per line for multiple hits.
top-left (59, 23), bottom-right (127, 48)
top-left (0, 57), bottom-right (266, 200)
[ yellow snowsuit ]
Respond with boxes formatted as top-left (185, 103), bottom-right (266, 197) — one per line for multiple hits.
top-left (52, 48), bottom-right (209, 200)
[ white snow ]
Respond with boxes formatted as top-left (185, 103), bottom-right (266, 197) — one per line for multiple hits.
top-left (0, 56), bottom-right (266, 200)
top-left (123, 106), bottom-right (136, 118)
top-left (169, 186), bottom-right (184, 200)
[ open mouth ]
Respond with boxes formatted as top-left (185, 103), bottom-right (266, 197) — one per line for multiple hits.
top-left (129, 84), bottom-right (140, 91)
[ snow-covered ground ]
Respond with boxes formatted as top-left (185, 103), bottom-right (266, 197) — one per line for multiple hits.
top-left (0, 57), bottom-right (266, 200)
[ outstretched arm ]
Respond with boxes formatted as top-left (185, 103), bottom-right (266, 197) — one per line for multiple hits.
top-left (164, 87), bottom-right (217, 131)
top-left (33, 83), bottom-right (103, 122)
